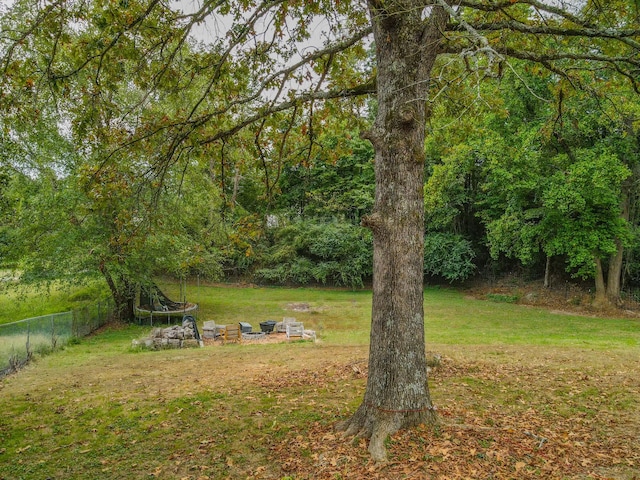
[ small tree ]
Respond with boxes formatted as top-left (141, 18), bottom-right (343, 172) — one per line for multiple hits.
top-left (2, 118), bottom-right (224, 320)
top-left (542, 149), bottom-right (632, 304)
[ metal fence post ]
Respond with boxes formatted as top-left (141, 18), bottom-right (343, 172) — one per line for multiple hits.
top-left (51, 314), bottom-right (56, 349)
top-left (26, 319), bottom-right (31, 360)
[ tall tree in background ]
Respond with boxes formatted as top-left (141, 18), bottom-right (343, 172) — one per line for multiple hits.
top-left (1, 116), bottom-right (224, 319)
top-left (2, 0), bottom-right (639, 460)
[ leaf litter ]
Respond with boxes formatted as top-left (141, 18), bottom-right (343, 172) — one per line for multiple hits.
top-left (2, 338), bottom-right (638, 479)
top-left (265, 355), bottom-right (639, 480)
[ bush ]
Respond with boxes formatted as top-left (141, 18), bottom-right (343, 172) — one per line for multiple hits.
top-left (256, 220), bottom-right (373, 287)
top-left (424, 232), bottom-right (476, 282)
top-left (256, 225), bottom-right (477, 287)
top-left (486, 293), bottom-right (520, 303)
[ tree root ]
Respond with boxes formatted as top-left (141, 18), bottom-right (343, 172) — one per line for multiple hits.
top-left (336, 406), bottom-right (404, 462)
top-left (337, 400), bottom-right (439, 462)
top-left (368, 420), bottom-right (398, 462)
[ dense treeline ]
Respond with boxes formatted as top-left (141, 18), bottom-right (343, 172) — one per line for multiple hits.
top-left (3, 64), bottom-right (639, 302)
top-left (209, 64), bottom-right (639, 303)
top-left (1, 1), bottom-right (639, 313)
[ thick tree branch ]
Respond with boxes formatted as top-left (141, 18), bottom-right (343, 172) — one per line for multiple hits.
top-left (455, 0), bottom-right (600, 29)
top-left (199, 81), bottom-right (376, 146)
top-left (491, 47), bottom-right (640, 69)
top-left (436, 0), bottom-right (639, 95)
top-left (186, 25), bottom-right (373, 124)
top-left (466, 21), bottom-right (640, 51)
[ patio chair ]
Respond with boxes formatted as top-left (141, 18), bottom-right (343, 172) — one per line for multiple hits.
top-left (223, 324), bottom-right (242, 344)
top-left (276, 317), bottom-right (297, 333)
top-left (286, 321), bottom-right (304, 339)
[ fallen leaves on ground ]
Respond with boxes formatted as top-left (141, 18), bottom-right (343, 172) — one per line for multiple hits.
top-left (267, 357), bottom-right (639, 480)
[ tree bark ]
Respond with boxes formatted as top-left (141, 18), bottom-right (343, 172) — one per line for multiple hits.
top-left (122, 277), bottom-right (136, 322)
top-left (336, 2), bottom-right (448, 462)
top-left (606, 185), bottom-right (630, 304)
top-left (99, 263), bottom-right (135, 322)
top-left (544, 255), bottom-right (551, 289)
top-left (607, 239), bottom-right (624, 305)
top-left (593, 256), bottom-right (607, 307)
top-left (231, 166), bottom-right (241, 211)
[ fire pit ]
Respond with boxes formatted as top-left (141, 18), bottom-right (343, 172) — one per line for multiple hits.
top-left (242, 331), bottom-right (266, 341)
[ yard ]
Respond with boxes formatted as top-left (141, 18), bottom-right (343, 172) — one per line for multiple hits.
top-left (0, 284), bottom-right (638, 479)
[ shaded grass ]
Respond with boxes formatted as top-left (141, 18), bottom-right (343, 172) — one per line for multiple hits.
top-left (0, 325), bottom-right (364, 479)
top-left (0, 283), bottom-right (639, 479)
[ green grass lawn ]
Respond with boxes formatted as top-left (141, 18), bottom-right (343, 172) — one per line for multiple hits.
top-left (161, 281), bottom-right (639, 349)
top-left (1, 283), bottom-right (639, 479)
top-left (0, 279), bottom-right (110, 326)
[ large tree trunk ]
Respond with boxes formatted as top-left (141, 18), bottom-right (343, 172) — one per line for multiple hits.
top-left (593, 256), bottom-right (608, 307)
top-left (99, 263), bottom-right (135, 322)
top-left (336, 2), bottom-right (448, 461)
top-left (606, 185), bottom-right (630, 304)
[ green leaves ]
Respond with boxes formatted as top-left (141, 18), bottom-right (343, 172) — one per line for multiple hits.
top-left (256, 220), bottom-right (373, 288)
top-left (541, 148), bottom-right (631, 278)
top-left (276, 136), bottom-right (374, 223)
top-left (424, 233), bottom-right (476, 282)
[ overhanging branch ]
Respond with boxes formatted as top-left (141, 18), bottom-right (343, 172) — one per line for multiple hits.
top-left (466, 21), bottom-right (640, 51)
top-left (200, 81), bottom-right (377, 145)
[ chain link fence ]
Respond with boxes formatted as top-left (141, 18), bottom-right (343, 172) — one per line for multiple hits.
top-left (0, 300), bottom-right (113, 377)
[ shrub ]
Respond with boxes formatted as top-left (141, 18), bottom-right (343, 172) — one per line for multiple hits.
top-left (486, 293), bottom-right (520, 303)
top-left (424, 232), bottom-right (476, 282)
top-left (256, 220), bottom-right (373, 287)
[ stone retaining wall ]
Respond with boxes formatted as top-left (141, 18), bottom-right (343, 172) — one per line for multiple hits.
top-left (132, 323), bottom-right (202, 349)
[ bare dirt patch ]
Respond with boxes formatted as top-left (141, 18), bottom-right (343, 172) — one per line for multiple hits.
top-left (286, 302), bottom-right (313, 312)
top-left (284, 302), bottom-right (327, 313)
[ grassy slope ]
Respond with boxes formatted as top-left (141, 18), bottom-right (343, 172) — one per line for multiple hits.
top-left (0, 284), bottom-right (639, 479)
top-left (0, 280), bottom-right (110, 325)
top-left (166, 282), bottom-right (639, 349)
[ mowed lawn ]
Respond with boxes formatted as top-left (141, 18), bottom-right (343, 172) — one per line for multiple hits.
top-left (0, 284), bottom-right (639, 479)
